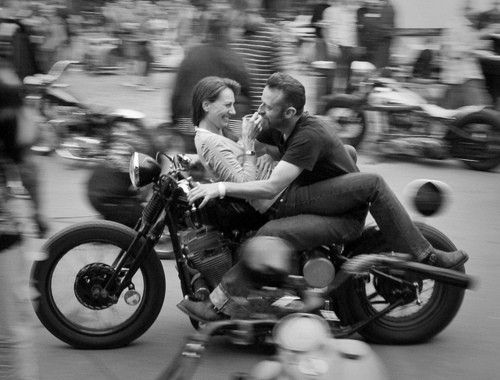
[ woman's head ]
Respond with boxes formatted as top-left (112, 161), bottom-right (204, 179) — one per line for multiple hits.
top-left (192, 76), bottom-right (240, 130)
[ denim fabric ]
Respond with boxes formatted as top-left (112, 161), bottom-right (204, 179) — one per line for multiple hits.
top-left (275, 172), bottom-right (432, 260)
top-left (212, 210), bottom-right (367, 316)
top-left (212, 172), bottom-right (433, 316)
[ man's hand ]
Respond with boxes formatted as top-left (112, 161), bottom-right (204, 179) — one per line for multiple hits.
top-left (188, 182), bottom-right (220, 208)
top-left (256, 154), bottom-right (275, 177)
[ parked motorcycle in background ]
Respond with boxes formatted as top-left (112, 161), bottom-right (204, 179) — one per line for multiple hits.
top-left (23, 60), bottom-right (155, 163)
top-left (319, 61), bottom-right (500, 171)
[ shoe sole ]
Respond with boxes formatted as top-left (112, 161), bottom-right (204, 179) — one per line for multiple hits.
top-left (176, 302), bottom-right (222, 323)
top-left (449, 255), bottom-right (469, 269)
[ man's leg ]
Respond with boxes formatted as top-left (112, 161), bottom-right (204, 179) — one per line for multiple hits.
top-left (178, 212), bottom-right (366, 321)
top-left (277, 172), bottom-right (467, 266)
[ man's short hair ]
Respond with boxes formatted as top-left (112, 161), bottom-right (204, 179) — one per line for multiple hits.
top-left (265, 72), bottom-right (305, 115)
top-left (191, 76), bottom-right (241, 126)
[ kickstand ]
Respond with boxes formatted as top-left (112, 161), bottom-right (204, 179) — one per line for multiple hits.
top-left (331, 298), bottom-right (405, 339)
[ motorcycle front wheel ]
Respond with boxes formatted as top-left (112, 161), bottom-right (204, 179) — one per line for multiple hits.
top-left (336, 222), bottom-right (466, 344)
top-left (322, 102), bottom-right (367, 149)
top-left (31, 221), bottom-right (166, 349)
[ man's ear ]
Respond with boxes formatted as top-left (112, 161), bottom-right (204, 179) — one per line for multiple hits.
top-left (202, 100), bottom-right (210, 112)
top-left (283, 106), bottom-right (297, 119)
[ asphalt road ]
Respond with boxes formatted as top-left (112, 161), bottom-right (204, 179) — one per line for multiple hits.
top-left (19, 69), bottom-right (500, 380)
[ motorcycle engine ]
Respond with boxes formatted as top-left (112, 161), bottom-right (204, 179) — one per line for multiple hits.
top-left (178, 226), bottom-right (233, 289)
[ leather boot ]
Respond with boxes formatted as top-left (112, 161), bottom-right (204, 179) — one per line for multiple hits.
top-left (177, 299), bottom-right (227, 322)
top-left (423, 249), bottom-right (469, 269)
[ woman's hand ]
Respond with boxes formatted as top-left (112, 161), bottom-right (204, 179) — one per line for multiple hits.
top-left (241, 112), bottom-right (263, 148)
top-left (188, 182), bottom-right (220, 208)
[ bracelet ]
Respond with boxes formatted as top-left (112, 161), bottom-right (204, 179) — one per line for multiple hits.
top-left (245, 150), bottom-right (256, 156)
top-left (217, 182), bottom-right (226, 199)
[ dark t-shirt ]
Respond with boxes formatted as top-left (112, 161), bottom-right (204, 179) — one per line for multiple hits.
top-left (257, 113), bottom-right (358, 186)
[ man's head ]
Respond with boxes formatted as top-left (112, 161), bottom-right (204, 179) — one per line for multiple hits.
top-left (192, 76), bottom-right (240, 129)
top-left (258, 72), bottom-right (306, 131)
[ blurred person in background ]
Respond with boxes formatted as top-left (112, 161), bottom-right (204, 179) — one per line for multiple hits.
top-left (439, 0), bottom-right (491, 109)
top-left (322, 0), bottom-right (361, 93)
top-left (477, 0), bottom-right (500, 30)
top-left (310, 0), bottom-right (330, 61)
top-left (356, 0), bottom-right (395, 70)
top-left (38, 6), bottom-right (67, 73)
top-left (168, 7), bottom-right (251, 154)
top-left (0, 61), bottom-right (39, 380)
top-left (229, 0), bottom-right (284, 112)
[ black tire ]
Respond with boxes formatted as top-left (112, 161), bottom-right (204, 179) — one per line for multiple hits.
top-left (31, 221), bottom-right (166, 349)
top-left (451, 109), bottom-right (500, 171)
top-left (322, 99), bottom-right (367, 148)
top-left (336, 222), bottom-right (466, 344)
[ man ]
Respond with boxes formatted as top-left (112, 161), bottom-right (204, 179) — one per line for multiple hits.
top-left (178, 72), bottom-right (469, 322)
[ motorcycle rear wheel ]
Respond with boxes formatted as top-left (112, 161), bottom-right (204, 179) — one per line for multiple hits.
top-left (31, 221), bottom-right (166, 349)
top-left (336, 222), bottom-right (466, 344)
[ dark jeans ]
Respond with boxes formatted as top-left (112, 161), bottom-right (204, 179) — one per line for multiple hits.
top-left (212, 172), bottom-right (433, 316)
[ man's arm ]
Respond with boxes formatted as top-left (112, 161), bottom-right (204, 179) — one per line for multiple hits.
top-left (187, 160), bottom-right (302, 207)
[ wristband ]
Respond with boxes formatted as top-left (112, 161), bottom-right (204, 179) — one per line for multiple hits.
top-left (217, 182), bottom-right (226, 199)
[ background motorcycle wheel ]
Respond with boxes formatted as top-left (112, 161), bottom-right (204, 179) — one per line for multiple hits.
top-left (322, 100), bottom-right (367, 149)
top-left (336, 222), bottom-right (465, 344)
top-left (450, 109), bottom-right (500, 171)
top-left (31, 221), bottom-right (166, 349)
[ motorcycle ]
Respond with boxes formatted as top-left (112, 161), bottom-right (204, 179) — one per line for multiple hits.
top-left (320, 63), bottom-right (500, 171)
top-left (30, 151), bottom-right (474, 349)
top-left (23, 60), bottom-right (154, 162)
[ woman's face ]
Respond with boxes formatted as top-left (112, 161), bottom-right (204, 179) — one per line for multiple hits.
top-left (203, 87), bottom-right (236, 130)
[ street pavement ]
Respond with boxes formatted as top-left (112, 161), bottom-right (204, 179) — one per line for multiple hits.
top-left (20, 69), bottom-right (500, 380)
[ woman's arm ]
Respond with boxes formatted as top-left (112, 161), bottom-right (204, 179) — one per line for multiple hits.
top-left (197, 134), bottom-right (258, 183)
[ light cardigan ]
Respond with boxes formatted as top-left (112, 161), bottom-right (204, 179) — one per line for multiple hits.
top-left (194, 128), bottom-right (280, 213)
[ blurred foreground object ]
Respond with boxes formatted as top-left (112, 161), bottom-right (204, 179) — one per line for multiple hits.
top-left (0, 61), bottom-right (39, 379)
top-left (249, 313), bottom-right (388, 380)
top-left (405, 179), bottom-right (451, 217)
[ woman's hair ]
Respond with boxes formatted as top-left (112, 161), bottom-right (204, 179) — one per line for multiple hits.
top-left (265, 72), bottom-right (306, 115)
top-left (191, 76), bottom-right (241, 126)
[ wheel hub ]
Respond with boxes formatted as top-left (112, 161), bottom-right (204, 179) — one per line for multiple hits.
top-left (373, 273), bottom-right (420, 305)
top-left (74, 263), bottom-right (120, 310)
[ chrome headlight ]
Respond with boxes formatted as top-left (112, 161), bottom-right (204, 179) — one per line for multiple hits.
top-left (129, 152), bottom-right (161, 188)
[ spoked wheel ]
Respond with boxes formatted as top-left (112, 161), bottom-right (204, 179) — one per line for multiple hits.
top-left (31, 221), bottom-right (165, 349)
top-left (452, 109), bottom-right (500, 171)
top-left (336, 223), bottom-right (466, 344)
top-left (323, 106), bottom-right (367, 148)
